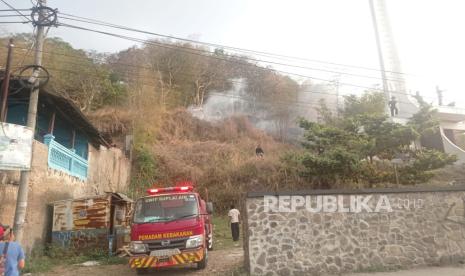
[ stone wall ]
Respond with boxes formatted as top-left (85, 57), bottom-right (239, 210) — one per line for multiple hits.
top-left (245, 187), bottom-right (465, 275)
top-left (0, 141), bottom-right (130, 251)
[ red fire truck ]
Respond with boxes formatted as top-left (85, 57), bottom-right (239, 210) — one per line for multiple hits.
top-left (129, 185), bottom-right (213, 274)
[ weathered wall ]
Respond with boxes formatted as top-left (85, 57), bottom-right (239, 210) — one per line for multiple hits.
top-left (0, 141), bottom-right (130, 251)
top-left (246, 187), bottom-right (465, 276)
top-left (88, 145), bottom-right (131, 194)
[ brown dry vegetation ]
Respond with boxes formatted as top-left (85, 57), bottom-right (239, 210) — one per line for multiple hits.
top-left (86, 107), bottom-right (133, 147)
top-left (129, 108), bottom-right (305, 211)
top-left (88, 103), bottom-right (465, 212)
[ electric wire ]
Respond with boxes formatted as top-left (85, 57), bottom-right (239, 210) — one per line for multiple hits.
top-left (4, 56), bottom-right (429, 119)
top-left (9, 46), bottom-right (440, 103)
top-left (0, 0), bottom-right (30, 22)
top-left (0, 14), bottom-right (27, 17)
top-left (57, 22), bottom-right (427, 101)
top-left (0, 21), bottom-right (29, 23)
top-left (0, 9), bottom-right (30, 12)
top-left (1, 7), bottom-right (446, 111)
top-left (15, 26), bottom-right (37, 67)
top-left (57, 15), bottom-right (409, 83)
top-left (58, 11), bottom-right (414, 77)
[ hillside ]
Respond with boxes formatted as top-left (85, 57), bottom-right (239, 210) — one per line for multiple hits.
top-left (130, 109), bottom-right (302, 210)
top-left (2, 36), bottom-right (460, 209)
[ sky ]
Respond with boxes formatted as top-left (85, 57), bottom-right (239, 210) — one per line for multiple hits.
top-left (3, 0), bottom-right (465, 106)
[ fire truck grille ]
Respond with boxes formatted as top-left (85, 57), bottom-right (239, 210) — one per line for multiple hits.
top-left (146, 237), bottom-right (189, 250)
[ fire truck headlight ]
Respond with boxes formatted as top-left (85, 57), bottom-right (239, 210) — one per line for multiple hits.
top-left (130, 241), bottom-right (148, 253)
top-left (186, 235), bottom-right (204, 248)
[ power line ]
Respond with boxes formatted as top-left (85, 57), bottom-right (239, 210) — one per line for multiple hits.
top-left (7, 50), bottom-right (432, 116)
top-left (37, 64), bottom-right (332, 109)
top-left (0, 9), bottom-right (30, 12)
top-left (0, 21), bottom-right (29, 23)
top-left (57, 22), bottom-right (427, 100)
top-left (15, 26), bottom-right (37, 67)
top-left (2, 7), bottom-right (446, 116)
top-left (58, 11), bottom-right (414, 77)
top-left (57, 15), bottom-right (409, 83)
top-left (0, 0), bottom-right (30, 22)
top-left (33, 59), bottom-right (432, 114)
top-left (0, 14), bottom-right (27, 17)
top-left (9, 45), bottom-right (439, 103)
top-left (5, 14), bottom-right (435, 100)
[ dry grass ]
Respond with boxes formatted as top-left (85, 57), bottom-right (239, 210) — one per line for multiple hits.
top-left (90, 106), bottom-right (465, 210)
top-left (86, 106), bottom-right (133, 136)
top-left (130, 108), bottom-right (302, 210)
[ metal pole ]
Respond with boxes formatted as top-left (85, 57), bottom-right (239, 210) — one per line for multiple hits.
top-left (368, 0), bottom-right (390, 114)
top-left (13, 0), bottom-right (46, 243)
top-left (1, 38), bottom-right (14, 121)
top-left (394, 164), bottom-right (400, 187)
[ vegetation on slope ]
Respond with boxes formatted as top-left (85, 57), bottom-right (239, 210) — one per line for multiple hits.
top-left (0, 36), bottom-right (458, 211)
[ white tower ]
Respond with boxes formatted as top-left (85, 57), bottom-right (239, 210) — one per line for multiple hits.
top-left (369, 0), bottom-right (418, 120)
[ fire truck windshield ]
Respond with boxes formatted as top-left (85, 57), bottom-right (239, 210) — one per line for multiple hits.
top-left (133, 193), bottom-right (199, 224)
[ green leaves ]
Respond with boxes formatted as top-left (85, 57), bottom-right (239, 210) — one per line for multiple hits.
top-left (291, 91), bottom-right (457, 187)
top-left (342, 92), bottom-right (386, 117)
top-left (408, 95), bottom-right (440, 138)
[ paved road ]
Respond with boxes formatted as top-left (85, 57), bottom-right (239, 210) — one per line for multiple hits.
top-left (346, 265), bottom-right (465, 276)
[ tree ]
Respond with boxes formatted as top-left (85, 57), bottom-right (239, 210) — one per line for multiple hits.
top-left (408, 94), bottom-right (440, 138)
top-left (292, 91), bottom-right (456, 188)
top-left (0, 35), bottom-right (127, 111)
top-left (342, 92), bottom-right (386, 117)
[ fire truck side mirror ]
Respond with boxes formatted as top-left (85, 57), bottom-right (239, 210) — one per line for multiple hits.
top-left (206, 202), bottom-right (214, 214)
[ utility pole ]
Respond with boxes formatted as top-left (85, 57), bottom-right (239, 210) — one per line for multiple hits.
top-left (0, 38), bottom-right (14, 121)
top-left (13, 0), bottom-right (46, 243)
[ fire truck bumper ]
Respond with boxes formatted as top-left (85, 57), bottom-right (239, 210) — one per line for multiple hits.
top-left (129, 248), bottom-right (204, 268)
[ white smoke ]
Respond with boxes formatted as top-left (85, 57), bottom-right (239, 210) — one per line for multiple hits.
top-left (189, 78), bottom-right (338, 141)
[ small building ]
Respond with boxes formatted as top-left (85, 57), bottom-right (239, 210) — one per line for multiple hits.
top-left (0, 77), bottom-right (131, 251)
top-left (50, 193), bottom-right (132, 253)
top-left (6, 81), bottom-right (110, 180)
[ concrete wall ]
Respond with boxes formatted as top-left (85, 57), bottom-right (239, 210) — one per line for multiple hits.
top-left (440, 127), bottom-right (465, 164)
top-left (245, 187), bottom-right (465, 276)
top-left (0, 141), bottom-right (130, 251)
top-left (88, 144), bottom-right (131, 194)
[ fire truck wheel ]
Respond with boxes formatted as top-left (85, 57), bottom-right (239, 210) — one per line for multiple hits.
top-left (136, 268), bottom-right (149, 275)
top-left (196, 249), bottom-right (208, 269)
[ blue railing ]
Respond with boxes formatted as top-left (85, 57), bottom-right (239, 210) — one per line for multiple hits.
top-left (44, 134), bottom-right (88, 180)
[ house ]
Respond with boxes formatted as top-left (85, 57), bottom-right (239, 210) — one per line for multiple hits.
top-left (0, 77), bottom-right (131, 251)
top-left (388, 93), bottom-right (465, 163)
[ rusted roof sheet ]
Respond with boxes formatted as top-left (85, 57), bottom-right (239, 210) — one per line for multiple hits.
top-left (52, 194), bottom-right (110, 231)
top-left (110, 192), bottom-right (133, 202)
top-left (50, 193), bottom-right (133, 231)
top-left (72, 197), bottom-right (109, 229)
top-left (50, 192), bottom-right (132, 204)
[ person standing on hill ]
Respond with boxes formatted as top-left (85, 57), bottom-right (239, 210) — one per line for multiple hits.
top-left (228, 205), bottom-right (241, 243)
top-left (255, 144), bottom-right (264, 159)
top-left (0, 226), bottom-right (25, 276)
top-left (388, 96), bottom-right (398, 117)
